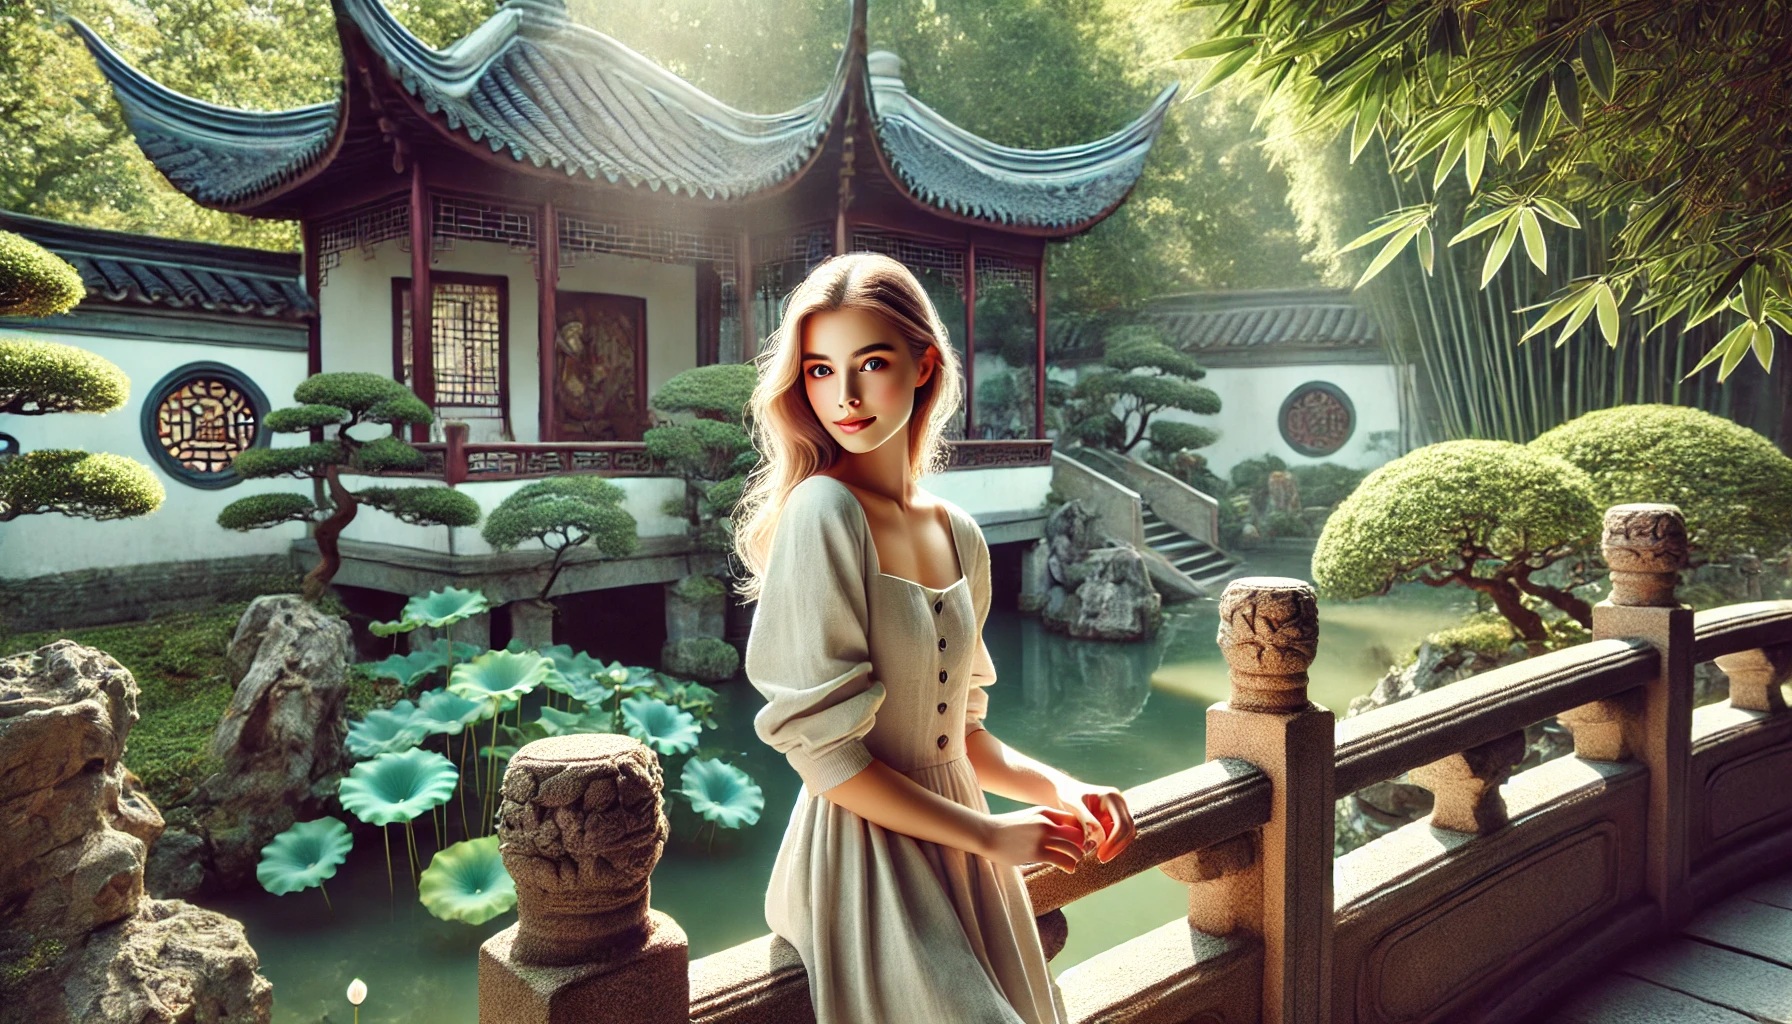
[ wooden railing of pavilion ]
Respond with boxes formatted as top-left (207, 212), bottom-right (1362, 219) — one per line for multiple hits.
top-left (474, 503), bottom-right (1792, 1024)
top-left (383, 422), bottom-right (1055, 483)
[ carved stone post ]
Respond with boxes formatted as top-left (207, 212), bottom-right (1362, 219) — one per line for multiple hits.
top-left (1410, 731), bottom-right (1527, 834)
top-left (1572, 504), bottom-right (1695, 930)
top-left (1713, 645), bottom-right (1792, 714)
top-left (478, 734), bottom-right (688, 1024)
top-left (1203, 577), bottom-right (1332, 1024)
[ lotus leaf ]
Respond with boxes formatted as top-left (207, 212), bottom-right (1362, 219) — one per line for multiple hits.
top-left (362, 650), bottom-right (443, 688)
top-left (338, 748), bottom-right (460, 826)
top-left (418, 835), bottom-right (515, 925)
top-left (680, 758), bottom-right (764, 829)
top-left (535, 705), bottom-right (613, 736)
top-left (369, 586), bottom-right (491, 636)
top-left (620, 696), bottom-right (702, 756)
top-left (346, 699), bottom-right (430, 759)
top-left (448, 649), bottom-right (551, 707)
top-left (256, 816), bottom-right (354, 895)
top-left (415, 688), bottom-right (489, 736)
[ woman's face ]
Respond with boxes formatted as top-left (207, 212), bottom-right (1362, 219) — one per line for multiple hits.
top-left (800, 307), bottom-right (936, 454)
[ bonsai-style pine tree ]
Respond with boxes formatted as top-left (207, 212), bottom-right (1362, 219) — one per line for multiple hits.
top-left (643, 363), bottom-right (759, 554)
top-left (1313, 440), bottom-right (1601, 649)
top-left (1532, 404), bottom-right (1792, 566)
top-left (481, 476), bottom-right (639, 603)
top-left (219, 371), bottom-right (480, 602)
top-left (0, 229), bottom-right (163, 523)
top-left (1064, 324), bottom-right (1221, 459)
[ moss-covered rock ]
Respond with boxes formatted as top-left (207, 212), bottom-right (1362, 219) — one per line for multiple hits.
top-left (660, 636), bottom-right (740, 684)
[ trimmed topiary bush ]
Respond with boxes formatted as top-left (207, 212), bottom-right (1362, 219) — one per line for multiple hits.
top-left (1530, 404), bottom-right (1792, 562)
top-left (480, 476), bottom-right (638, 602)
top-left (0, 229), bottom-right (84, 318)
top-left (218, 371), bottom-right (480, 602)
top-left (1314, 440), bottom-right (1601, 647)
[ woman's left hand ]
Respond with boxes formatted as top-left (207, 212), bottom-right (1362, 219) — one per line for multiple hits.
top-left (1052, 780), bottom-right (1137, 864)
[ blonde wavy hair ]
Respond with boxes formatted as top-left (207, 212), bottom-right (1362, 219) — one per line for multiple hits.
top-left (731, 252), bottom-right (964, 605)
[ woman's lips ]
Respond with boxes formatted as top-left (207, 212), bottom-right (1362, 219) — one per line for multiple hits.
top-left (837, 416), bottom-right (875, 433)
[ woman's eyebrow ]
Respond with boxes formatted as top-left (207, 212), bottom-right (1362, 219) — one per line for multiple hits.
top-left (801, 342), bottom-right (897, 363)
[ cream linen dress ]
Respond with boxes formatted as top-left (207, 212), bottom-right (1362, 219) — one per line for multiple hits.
top-left (744, 473), bottom-right (1069, 1024)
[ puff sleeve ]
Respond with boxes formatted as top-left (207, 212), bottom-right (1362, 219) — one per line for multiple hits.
top-left (744, 479), bottom-right (886, 794)
top-left (965, 516), bottom-right (996, 737)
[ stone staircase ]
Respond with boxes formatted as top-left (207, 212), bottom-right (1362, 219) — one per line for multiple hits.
top-left (1138, 500), bottom-right (1245, 593)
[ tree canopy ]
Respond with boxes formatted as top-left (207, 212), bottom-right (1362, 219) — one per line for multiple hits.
top-left (1181, 0), bottom-right (1792, 381)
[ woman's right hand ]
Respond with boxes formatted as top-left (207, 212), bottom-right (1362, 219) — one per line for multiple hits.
top-left (978, 806), bottom-right (1091, 872)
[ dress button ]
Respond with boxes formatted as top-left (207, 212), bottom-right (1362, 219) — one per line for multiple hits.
top-left (937, 702), bottom-right (948, 714)
top-left (937, 734), bottom-right (948, 749)
top-left (938, 637), bottom-right (947, 651)
top-left (939, 670), bottom-right (947, 683)
top-left (934, 599), bottom-right (943, 613)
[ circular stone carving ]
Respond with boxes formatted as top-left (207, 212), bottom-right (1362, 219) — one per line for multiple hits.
top-left (138, 362), bottom-right (269, 488)
top-left (1278, 382), bottom-right (1355, 457)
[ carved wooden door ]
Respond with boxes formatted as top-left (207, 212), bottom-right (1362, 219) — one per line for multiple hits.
top-left (552, 291), bottom-right (647, 442)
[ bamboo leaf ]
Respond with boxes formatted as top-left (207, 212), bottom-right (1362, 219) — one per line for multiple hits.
top-left (1595, 281), bottom-right (1619, 345)
top-left (1552, 61), bottom-right (1582, 128)
top-left (1531, 196), bottom-right (1581, 229)
top-left (1581, 23), bottom-right (1616, 103)
top-left (1339, 207), bottom-right (1429, 254)
top-left (1719, 322), bottom-right (1753, 381)
top-left (1192, 44), bottom-right (1256, 95)
top-left (1432, 121), bottom-right (1470, 189)
top-left (1682, 323), bottom-right (1748, 380)
top-left (1768, 309), bottom-right (1792, 334)
top-left (1518, 207), bottom-right (1547, 273)
top-left (1173, 36), bottom-right (1259, 61)
top-left (1464, 120), bottom-right (1488, 192)
top-left (1488, 106), bottom-right (1514, 157)
top-left (1751, 322), bottom-right (1775, 372)
top-left (1519, 286), bottom-right (1590, 342)
top-left (1698, 257), bottom-right (1758, 322)
top-left (1517, 73), bottom-right (1552, 160)
top-left (1742, 264), bottom-right (1768, 323)
top-left (1350, 83), bottom-right (1384, 162)
top-left (1449, 206), bottom-right (1514, 244)
top-left (1554, 287), bottom-right (1601, 348)
top-left (1481, 216), bottom-right (1521, 288)
top-left (1355, 219), bottom-right (1429, 289)
top-left (1312, 0), bottom-right (1383, 37)
top-left (1416, 223), bottom-right (1435, 276)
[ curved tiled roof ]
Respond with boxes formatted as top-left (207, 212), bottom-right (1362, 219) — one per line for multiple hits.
top-left (1144, 291), bottom-right (1379, 351)
top-left (867, 62), bottom-right (1177, 230)
top-left (67, 0), bottom-right (1174, 235)
top-left (60, 17), bottom-right (340, 210)
top-left (338, 0), bottom-right (846, 198)
top-left (0, 211), bottom-right (314, 321)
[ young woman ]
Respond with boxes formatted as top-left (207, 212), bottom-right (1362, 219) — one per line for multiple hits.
top-left (733, 252), bottom-right (1137, 1023)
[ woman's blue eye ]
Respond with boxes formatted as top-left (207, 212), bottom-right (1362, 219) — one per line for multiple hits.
top-left (808, 357), bottom-right (887, 378)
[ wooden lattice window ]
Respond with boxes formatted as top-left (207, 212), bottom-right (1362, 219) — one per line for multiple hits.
top-left (1279, 381), bottom-right (1356, 456)
top-left (138, 362), bottom-right (269, 488)
top-left (393, 274), bottom-right (510, 429)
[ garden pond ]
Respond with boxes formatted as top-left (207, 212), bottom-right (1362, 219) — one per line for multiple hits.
top-left (198, 545), bottom-right (1473, 1023)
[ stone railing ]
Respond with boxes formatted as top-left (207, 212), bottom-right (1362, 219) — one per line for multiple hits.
top-left (378, 423), bottom-right (1054, 483)
top-left (477, 502), bottom-right (1792, 1024)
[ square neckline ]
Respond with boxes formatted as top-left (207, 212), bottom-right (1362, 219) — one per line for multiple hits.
top-left (812, 475), bottom-right (968, 593)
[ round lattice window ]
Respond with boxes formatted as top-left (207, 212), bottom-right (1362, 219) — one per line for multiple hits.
top-left (139, 362), bottom-right (270, 488)
top-left (1278, 381), bottom-right (1355, 457)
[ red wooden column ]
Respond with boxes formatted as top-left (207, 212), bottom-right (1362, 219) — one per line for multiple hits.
top-left (1035, 252), bottom-right (1047, 440)
top-left (538, 200), bottom-right (559, 443)
top-left (738, 228), bottom-right (756, 362)
top-left (963, 242), bottom-right (977, 441)
top-left (408, 164), bottom-right (435, 444)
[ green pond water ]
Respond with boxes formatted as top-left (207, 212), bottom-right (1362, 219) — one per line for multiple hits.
top-left (202, 546), bottom-right (1472, 1023)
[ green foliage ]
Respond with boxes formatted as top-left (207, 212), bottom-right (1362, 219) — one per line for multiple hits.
top-left (1292, 463), bottom-right (1368, 510)
top-left (348, 436), bottom-right (428, 474)
top-left (1182, 0), bottom-right (1792, 379)
top-left (256, 817), bottom-right (353, 896)
top-left (354, 485), bottom-right (480, 528)
top-left (0, 230), bottom-right (83, 317)
top-left (647, 363), bottom-right (757, 423)
top-left (480, 477), bottom-right (634, 552)
top-left (0, 938), bottom-right (65, 992)
top-left (292, 372), bottom-right (433, 423)
top-left (680, 757), bottom-right (764, 829)
top-left (620, 695), bottom-right (702, 756)
top-left (230, 441), bottom-right (341, 479)
top-left (418, 835), bottom-right (515, 925)
top-left (1064, 325), bottom-right (1221, 455)
top-left (1313, 440), bottom-right (1600, 599)
top-left (670, 573), bottom-right (726, 603)
top-left (0, 448), bottom-right (163, 522)
top-left (377, 587), bottom-right (493, 635)
top-left (336, 747), bottom-right (458, 826)
top-left (215, 492), bottom-right (319, 531)
top-left (261, 403), bottom-right (348, 432)
top-left (0, 336), bottom-right (127, 415)
top-left (1530, 404), bottom-right (1792, 560)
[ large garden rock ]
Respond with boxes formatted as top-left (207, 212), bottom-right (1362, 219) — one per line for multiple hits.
top-left (146, 594), bottom-right (353, 898)
top-left (1039, 499), bottom-right (1163, 641)
top-left (0, 640), bottom-right (271, 1022)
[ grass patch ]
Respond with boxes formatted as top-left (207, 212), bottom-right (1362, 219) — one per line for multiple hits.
top-left (0, 588), bottom-right (381, 809)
